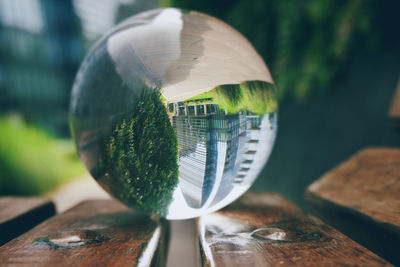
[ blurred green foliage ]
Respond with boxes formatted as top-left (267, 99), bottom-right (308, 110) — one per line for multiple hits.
top-left (186, 81), bottom-right (277, 115)
top-left (0, 115), bottom-right (85, 195)
top-left (162, 0), bottom-right (378, 100)
top-left (214, 81), bottom-right (277, 115)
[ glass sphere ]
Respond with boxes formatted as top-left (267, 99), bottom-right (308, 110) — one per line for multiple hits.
top-left (70, 8), bottom-right (277, 219)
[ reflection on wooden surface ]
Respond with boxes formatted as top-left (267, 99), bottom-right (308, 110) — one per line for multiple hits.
top-left (199, 193), bottom-right (390, 266)
top-left (0, 200), bottom-right (168, 267)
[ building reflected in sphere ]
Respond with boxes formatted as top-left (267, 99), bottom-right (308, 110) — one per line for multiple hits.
top-left (70, 8), bottom-right (277, 219)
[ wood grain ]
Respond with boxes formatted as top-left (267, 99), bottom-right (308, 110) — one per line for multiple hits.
top-left (0, 197), bottom-right (55, 246)
top-left (199, 193), bottom-right (390, 267)
top-left (307, 148), bottom-right (400, 230)
top-left (0, 200), bottom-right (168, 266)
top-left (389, 78), bottom-right (400, 128)
top-left (306, 148), bottom-right (400, 265)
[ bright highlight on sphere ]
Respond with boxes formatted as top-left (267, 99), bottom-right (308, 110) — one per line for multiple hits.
top-left (70, 8), bottom-right (278, 219)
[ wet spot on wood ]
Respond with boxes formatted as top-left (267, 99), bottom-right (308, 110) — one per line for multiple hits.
top-left (35, 230), bottom-right (109, 249)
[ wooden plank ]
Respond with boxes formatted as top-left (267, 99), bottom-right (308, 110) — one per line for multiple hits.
top-left (199, 193), bottom-right (390, 267)
top-left (306, 148), bottom-right (400, 265)
top-left (0, 197), bottom-right (55, 246)
top-left (0, 200), bottom-right (168, 266)
top-left (389, 78), bottom-right (400, 128)
top-left (307, 148), bottom-right (400, 231)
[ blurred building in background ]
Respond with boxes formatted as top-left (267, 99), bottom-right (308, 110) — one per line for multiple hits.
top-left (0, 0), bottom-right (84, 135)
top-left (73, 0), bottom-right (121, 46)
top-left (73, 0), bottom-right (158, 46)
top-left (0, 0), bottom-right (158, 136)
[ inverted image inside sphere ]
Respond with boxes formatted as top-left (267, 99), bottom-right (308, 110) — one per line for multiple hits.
top-left (70, 8), bottom-right (277, 219)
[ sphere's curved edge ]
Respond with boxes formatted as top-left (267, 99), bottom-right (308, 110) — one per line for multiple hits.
top-left (69, 8), bottom-right (278, 219)
top-left (166, 186), bottom-right (250, 220)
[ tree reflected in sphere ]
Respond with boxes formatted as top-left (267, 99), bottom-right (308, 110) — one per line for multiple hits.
top-left (70, 8), bottom-right (278, 219)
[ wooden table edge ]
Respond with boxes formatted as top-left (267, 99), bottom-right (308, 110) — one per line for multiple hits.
top-left (305, 189), bottom-right (400, 236)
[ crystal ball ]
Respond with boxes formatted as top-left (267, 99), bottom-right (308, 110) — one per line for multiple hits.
top-left (70, 8), bottom-right (277, 219)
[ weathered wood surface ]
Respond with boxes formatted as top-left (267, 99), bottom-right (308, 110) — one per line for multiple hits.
top-left (199, 193), bottom-right (390, 267)
top-left (0, 200), bottom-right (168, 266)
top-left (0, 197), bottom-right (55, 246)
top-left (306, 148), bottom-right (400, 265)
top-left (389, 79), bottom-right (400, 128)
top-left (307, 148), bottom-right (400, 231)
